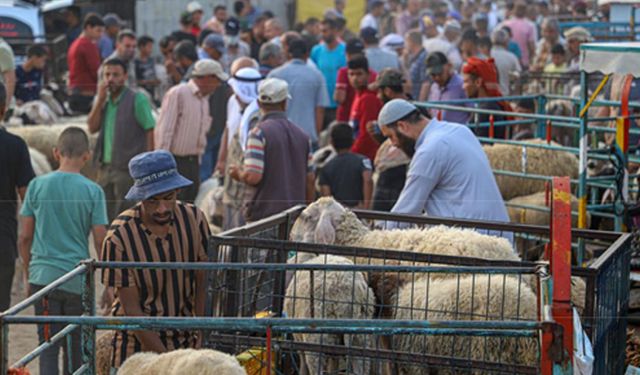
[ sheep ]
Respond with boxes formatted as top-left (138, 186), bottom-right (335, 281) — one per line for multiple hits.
top-left (483, 139), bottom-right (578, 201)
top-left (116, 348), bottom-right (246, 375)
top-left (13, 100), bottom-right (59, 125)
top-left (391, 275), bottom-right (539, 375)
top-left (290, 198), bottom-right (520, 284)
top-left (96, 331), bottom-right (115, 375)
top-left (290, 197), bottom-right (586, 316)
top-left (8, 124), bottom-right (99, 179)
top-left (284, 254), bottom-right (376, 375)
top-left (28, 147), bottom-right (52, 176)
top-left (507, 191), bottom-right (590, 260)
top-left (194, 177), bottom-right (224, 233)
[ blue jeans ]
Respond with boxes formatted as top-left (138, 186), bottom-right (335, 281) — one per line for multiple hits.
top-left (199, 132), bottom-right (223, 182)
top-left (31, 283), bottom-right (83, 375)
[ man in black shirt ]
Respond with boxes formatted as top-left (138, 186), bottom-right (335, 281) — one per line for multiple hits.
top-left (0, 82), bottom-right (35, 310)
top-left (319, 122), bottom-right (373, 208)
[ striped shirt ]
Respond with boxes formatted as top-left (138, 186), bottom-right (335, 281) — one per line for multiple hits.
top-left (100, 202), bottom-right (211, 368)
top-left (155, 80), bottom-right (212, 158)
top-left (244, 125), bottom-right (314, 176)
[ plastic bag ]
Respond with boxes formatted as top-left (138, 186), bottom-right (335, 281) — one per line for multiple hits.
top-left (574, 308), bottom-right (594, 375)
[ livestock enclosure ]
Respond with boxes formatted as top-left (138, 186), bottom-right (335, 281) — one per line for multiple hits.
top-left (0, 179), bottom-right (631, 374)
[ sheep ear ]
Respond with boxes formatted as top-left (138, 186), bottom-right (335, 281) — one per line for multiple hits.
top-left (314, 211), bottom-right (336, 244)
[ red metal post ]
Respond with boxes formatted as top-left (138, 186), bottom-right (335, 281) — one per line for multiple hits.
top-left (265, 325), bottom-right (272, 375)
top-left (550, 176), bottom-right (573, 371)
top-left (489, 114), bottom-right (495, 138)
top-left (437, 110), bottom-right (442, 121)
top-left (546, 120), bottom-right (552, 144)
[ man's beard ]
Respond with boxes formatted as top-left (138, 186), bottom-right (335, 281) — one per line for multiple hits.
top-left (396, 130), bottom-right (416, 158)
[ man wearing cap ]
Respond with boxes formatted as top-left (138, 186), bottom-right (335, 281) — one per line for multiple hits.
top-left (229, 78), bottom-right (314, 222)
top-left (268, 38), bottom-right (329, 149)
top-left (377, 99), bottom-right (511, 236)
top-left (426, 52), bottom-right (469, 124)
top-left (335, 38), bottom-right (377, 122)
top-left (422, 17), bottom-right (463, 71)
top-left (200, 33), bottom-right (226, 64)
top-left (98, 13), bottom-right (123, 60)
top-left (88, 58), bottom-right (156, 221)
top-left (221, 18), bottom-right (251, 73)
top-left (564, 26), bottom-right (591, 72)
top-left (360, 27), bottom-right (400, 74)
top-left (155, 59), bottom-right (227, 202)
top-left (101, 150), bottom-right (211, 370)
top-left (187, 1), bottom-right (204, 37)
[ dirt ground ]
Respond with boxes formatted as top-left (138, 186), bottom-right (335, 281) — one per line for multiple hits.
top-left (6, 242), bottom-right (105, 375)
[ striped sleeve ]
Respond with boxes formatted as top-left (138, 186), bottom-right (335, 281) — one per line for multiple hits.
top-left (101, 235), bottom-right (136, 288)
top-left (244, 127), bottom-right (265, 175)
top-left (195, 207), bottom-right (212, 262)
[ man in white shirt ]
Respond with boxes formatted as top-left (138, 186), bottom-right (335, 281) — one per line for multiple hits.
top-left (360, 0), bottom-right (385, 31)
top-left (490, 28), bottom-right (521, 95)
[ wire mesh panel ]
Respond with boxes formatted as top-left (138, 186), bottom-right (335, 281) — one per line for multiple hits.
top-left (204, 205), bottom-right (631, 374)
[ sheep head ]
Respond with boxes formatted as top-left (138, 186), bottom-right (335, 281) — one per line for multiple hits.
top-left (290, 197), bottom-right (347, 244)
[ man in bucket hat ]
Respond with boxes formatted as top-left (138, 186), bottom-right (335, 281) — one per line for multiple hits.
top-left (100, 150), bottom-right (211, 371)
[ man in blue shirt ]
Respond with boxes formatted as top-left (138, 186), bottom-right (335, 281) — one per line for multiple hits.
top-left (269, 38), bottom-right (329, 148)
top-left (426, 52), bottom-right (470, 124)
top-left (311, 18), bottom-right (346, 129)
top-left (377, 99), bottom-right (511, 240)
top-left (15, 45), bottom-right (47, 104)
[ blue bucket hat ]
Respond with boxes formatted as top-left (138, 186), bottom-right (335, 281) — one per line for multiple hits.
top-left (125, 150), bottom-right (193, 201)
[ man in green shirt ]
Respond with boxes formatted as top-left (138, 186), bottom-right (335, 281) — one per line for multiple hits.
top-left (88, 57), bottom-right (155, 221)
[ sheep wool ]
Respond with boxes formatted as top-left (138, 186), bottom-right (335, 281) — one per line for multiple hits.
top-left (117, 349), bottom-right (246, 375)
top-left (392, 275), bottom-right (539, 375)
top-left (284, 254), bottom-right (376, 375)
top-left (483, 139), bottom-right (578, 200)
top-left (28, 147), bottom-right (52, 176)
top-left (96, 331), bottom-right (115, 375)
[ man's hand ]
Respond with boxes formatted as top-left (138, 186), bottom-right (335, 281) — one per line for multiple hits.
top-left (214, 160), bottom-right (225, 176)
top-left (229, 165), bottom-right (242, 182)
top-left (96, 80), bottom-right (109, 104)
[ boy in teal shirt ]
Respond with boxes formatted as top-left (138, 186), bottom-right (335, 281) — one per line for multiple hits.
top-left (19, 126), bottom-right (108, 375)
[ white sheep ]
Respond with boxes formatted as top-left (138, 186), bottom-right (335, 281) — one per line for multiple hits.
top-left (96, 331), bottom-right (115, 375)
top-left (28, 147), bottom-right (52, 176)
top-left (284, 254), bottom-right (376, 375)
top-left (194, 177), bottom-right (224, 233)
top-left (116, 348), bottom-right (246, 375)
top-left (391, 275), bottom-right (539, 375)
top-left (483, 139), bottom-right (578, 201)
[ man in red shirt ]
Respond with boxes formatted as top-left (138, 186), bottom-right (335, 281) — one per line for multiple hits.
top-left (334, 38), bottom-right (377, 122)
top-left (67, 13), bottom-right (104, 114)
top-left (348, 56), bottom-right (383, 162)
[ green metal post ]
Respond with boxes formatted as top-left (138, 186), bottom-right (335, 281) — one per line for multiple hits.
top-left (536, 95), bottom-right (548, 139)
top-left (577, 71), bottom-right (588, 265)
top-left (81, 260), bottom-right (96, 374)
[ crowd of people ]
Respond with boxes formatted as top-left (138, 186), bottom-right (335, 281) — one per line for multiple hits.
top-left (0, 0), bottom-right (616, 373)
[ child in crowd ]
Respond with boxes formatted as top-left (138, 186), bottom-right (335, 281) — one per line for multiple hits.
top-left (512, 98), bottom-right (536, 140)
top-left (18, 127), bottom-right (108, 375)
top-left (544, 44), bottom-right (567, 94)
top-left (319, 122), bottom-right (373, 208)
top-left (134, 35), bottom-right (160, 100)
top-left (15, 44), bottom-right (48, 105)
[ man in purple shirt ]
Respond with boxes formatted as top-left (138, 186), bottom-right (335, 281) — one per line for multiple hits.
top-left (426, 52), bottom-right (470, 124)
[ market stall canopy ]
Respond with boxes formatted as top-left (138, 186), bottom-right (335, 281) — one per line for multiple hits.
top-left (580, 42), bottom-right (640, 77)
top-left (597, 0), bottom-right (639, 6)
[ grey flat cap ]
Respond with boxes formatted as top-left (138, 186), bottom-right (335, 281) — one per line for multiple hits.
top-left (378, 99), bottom-right (418, 127)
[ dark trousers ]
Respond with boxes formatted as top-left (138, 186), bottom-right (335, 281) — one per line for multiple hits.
top-left (174, 155), bottom-right (200, 203)
top-left (322, 107), bottom-right (337, 131)
top-left (68, 94), bottom-right (94, 114)
top-left (97, 165), bottom-right (134, 222)
top-left (0, 263), bottom-right (15, 311)
top-left (199, 132), bottom-right (223, 182)
top-left (31, 284), bottom-right (83, 375)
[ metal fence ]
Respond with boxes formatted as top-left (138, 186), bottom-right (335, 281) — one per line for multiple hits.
top-left (207, 205), bottom-right (631, 374)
